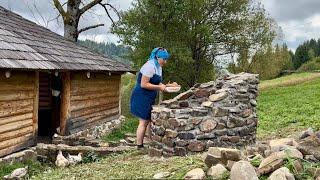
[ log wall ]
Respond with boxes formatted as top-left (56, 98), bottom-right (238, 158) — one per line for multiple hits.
top-left (67, 72), bottom-right (121, 135)
top-left (0, 71), bottom-right (36, 157)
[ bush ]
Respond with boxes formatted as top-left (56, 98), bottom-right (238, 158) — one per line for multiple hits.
top-left (298, 57), bottom-right (320, 71)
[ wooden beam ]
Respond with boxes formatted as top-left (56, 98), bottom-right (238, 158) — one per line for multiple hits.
top-left (33, 71), bottom-right (39, 142)
top-left (60, 72), bottom-right (71, 135)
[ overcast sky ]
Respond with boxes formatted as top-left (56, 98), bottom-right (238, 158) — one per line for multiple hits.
top-left (0, 0), bottom-right (319, 51)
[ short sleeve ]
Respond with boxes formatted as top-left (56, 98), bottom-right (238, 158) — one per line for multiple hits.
top-left (140, 62), bottom-right (155, 78)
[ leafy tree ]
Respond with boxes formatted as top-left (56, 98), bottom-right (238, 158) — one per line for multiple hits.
top-left (112, 0), bottom-right (275, 91)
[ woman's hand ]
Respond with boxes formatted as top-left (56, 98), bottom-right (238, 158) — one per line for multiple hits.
top-left (159, 84), bottom-right (166, 92)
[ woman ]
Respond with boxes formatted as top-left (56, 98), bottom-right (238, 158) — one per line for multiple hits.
top-left (130, 47), bottom-right (172, 149)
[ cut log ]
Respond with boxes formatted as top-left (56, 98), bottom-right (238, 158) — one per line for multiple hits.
top-left (0, 118), bottom-right (33, 134)
top-left (0, 126), bottom-right (33, 141)
top-left (0, 113), bottom-right (33, 126)
top-left (71, 103), bottom-right (119, 118)
top-left (0, 137), bottom-right (34, 157)
top-left (0, 91), bottom-right (34, 102)
top-left (70, 96), bottom-right (119, 111)
top-left (60, 72), bottom-right (71, 135)
top-left (0, 106), bottom-right (33, 118)
top-left (0, 133), bottom-right (34, 150)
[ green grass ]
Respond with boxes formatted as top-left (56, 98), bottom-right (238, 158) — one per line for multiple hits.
top-left (257, 74), bottom-right (320, 139)
top-left (0, 160), bottom-right (48, 178)
top-left (259, 72), bottom-right (320, 90)
top-left (102, 115), bottom-right (138, 142)
top-left (31, 151), bottom-right (205, 180)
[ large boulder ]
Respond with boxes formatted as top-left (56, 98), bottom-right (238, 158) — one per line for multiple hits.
top-left (297, 135), bottom-right (320, 160)
top-left (207, 164), bottom-right (229, 179)
top-left (184, 168), bottom-right (206, 180)
top-left (268, 167), bottom-right (295, 180)
top-left (258, 148), bottom-right (302, 175)
top-left (230, 160), bottom-right (258, 180)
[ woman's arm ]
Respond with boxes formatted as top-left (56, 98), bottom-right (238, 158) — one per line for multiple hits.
top-left (141, 75), bottom-right (166, 91)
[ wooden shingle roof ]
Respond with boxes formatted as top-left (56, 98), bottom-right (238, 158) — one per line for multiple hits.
top-left (0, 6), bottom-right (132, 72)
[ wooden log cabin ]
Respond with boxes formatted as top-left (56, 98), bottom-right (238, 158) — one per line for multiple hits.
top-left (0, 6), bottom-right (132, 157)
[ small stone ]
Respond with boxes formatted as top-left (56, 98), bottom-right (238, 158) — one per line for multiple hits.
top-left (209, 92), bottom-right (228, 102)
top-left (174, 147), bottom-right (187, 156)
top-left (305, 155), bottom-right (319, 163)
top-left (250, 99), bottom-right (257, 106)
top-left (176, 90), bottom-right (194, 100)
top-left (226, 160), bottom-right (236, 171)
top-left (207, 164), bottom-right (228, 179)
top-left (162, 137), bottom-right (174, 147)
top-left (297, 135), bottom-right (320, 160)
top-left (168, 118), bottom-right (180, 128)
top-left (148, 148), bottom-right (162, 157)
top-left (165, 130), bottom-right (178, 138)
top-left (153, 172), bottom-right (171, 179)
top-left (187, 141), bottom-right (205, 152)
top-left (268, 167), bottom-right (295, 180)
top-left (269, 138), bottom-right (297, 148)
top-left (179, 101), bottom-right (189, 108)
top-left (299, 128), bottom-right (314, 139)
top-left (230, 160), bottom-right (258, 180)
top-left (239, 109), bottom-right (252, 118)
top-left (228, 136), bottom-right (240, 143)
top-left (201, 101), bottom-right (213, 108)
top-left (192, 118), bottom-right (203, 125)
top-left (184, 168), bottom-right (206, 180)
top-left (195, 89), bottom-right (209, 98)
top-left (178, 132), bottom-right (195, 140)
top-left (175, 140), bottom-right (189, 147)
top-left (213, 107), bottom-right (229, 117)
top-left (215, 123), bottom-right (226, 130)
top-left (199, 119), bottom-right (217, 133)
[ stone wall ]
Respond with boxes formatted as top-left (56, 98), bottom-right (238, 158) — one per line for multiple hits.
top-left (52, 116), bottom-right (125, 146)
top-left (149, 73), bottom-right (259, 157)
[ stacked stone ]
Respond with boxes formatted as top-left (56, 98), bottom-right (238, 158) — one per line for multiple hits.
top-left (149, 72), bottom-right (259, 157)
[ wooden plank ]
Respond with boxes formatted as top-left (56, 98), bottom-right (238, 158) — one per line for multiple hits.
top-left (71, 91), bottom-right (119, 101)
top-left (71, 103), bottom-right (119, 118)
top-left (0, 126), bottom-right (33, 142)
top-left (70, 97), bottom-right (119, 112)
top-left (0, 134), bottom-right (34, 151)
top-left (0, 83), bottom-right (34, 91)
top-left (33, 72), bottom-right (39, 137)
top-left (0, 138), bottom-right (34, 157)
top-left (0, 119), bottom-right (33, 134)
top-left (0, 113), bottom-right (33, 126)
top-left (0, 91), bottom-right (34, 102)
top-left (71, 106), bottom-right (119, 123)
top-left (71, 85), bottom-right (119, 95)
top-left (0, 106), bottom-right (33, 118)
top-left (0, 99), bottom-right (33, 110)
top-left (60, 72), bottom-right (71, 135)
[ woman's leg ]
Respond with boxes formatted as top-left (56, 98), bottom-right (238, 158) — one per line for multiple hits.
top-left (136, 119), bottom-right (149, 146)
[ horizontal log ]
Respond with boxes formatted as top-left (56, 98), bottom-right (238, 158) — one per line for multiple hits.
top-left (0, 106), bottom-right (33, 118)
top-left (0, 126), bottom-right (33, 142)
top-left (71, 73), bottom-right (120, 81)
top-left (70, 107), bottom-right (119, 124)
top-left (0, 113), bottom-right (33, 126)
top-left (0, 99), bottom-right (33, 110)
top-left (0, 91), bottom-right (34, 102)
top-left (69, 108), bottom-right (119, 130)
top-left (0, 83), bottom-right (34, 91)
top-left (70, 96), bottom-right (119, 111)
top-left (71, 84), bottom-right (119, 94)
top-left (71, 91), bottom-right (119, 101)
top-left (0, 138), bottom-right (35, 157)
top-left (0, 71), bottom-right (35, 82)
top-left (71, 103), bottom-right (119, 118)
top-left (0, 134), bottom-right (34, 153)
top-left (0, 118), bottom-right (33, 134)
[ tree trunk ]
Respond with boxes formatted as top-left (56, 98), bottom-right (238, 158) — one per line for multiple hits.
top-left (63, 0), bottom-right (81, 42)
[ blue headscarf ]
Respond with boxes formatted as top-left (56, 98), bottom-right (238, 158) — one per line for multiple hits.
top-left (148, 47), bottom-right (170, 73)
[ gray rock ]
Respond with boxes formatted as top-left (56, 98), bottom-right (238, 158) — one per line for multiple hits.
top-left (207, 164), bottom-right (229, 179)
top-left (184, 168), bottom-right (206, 180)
top-left (209, 92), bottom-right (228, 102)
top-left (153, 172), bottom-right (171, 179)
top-left (268, 167), bottom-right (295, 180)
top-left (230, 160), bottom-right (258, 180)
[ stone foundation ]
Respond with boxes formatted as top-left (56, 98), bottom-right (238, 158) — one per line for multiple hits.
top-left (149, 73), bottom-right (259, 157)
top-left (52, 116), bottom-right (125, 146)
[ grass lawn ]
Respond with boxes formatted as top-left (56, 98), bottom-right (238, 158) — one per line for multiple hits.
top-left (257, 73), bottom-right (320, 139)
top-left (31, 151), bottom-right (205, 180)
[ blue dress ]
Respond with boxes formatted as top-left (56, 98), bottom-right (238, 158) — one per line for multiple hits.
top-left (130, 72), bottom-right (162, 120)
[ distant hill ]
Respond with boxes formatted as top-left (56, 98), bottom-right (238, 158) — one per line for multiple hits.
top-left (77, 39), bottom-right (133, 66)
